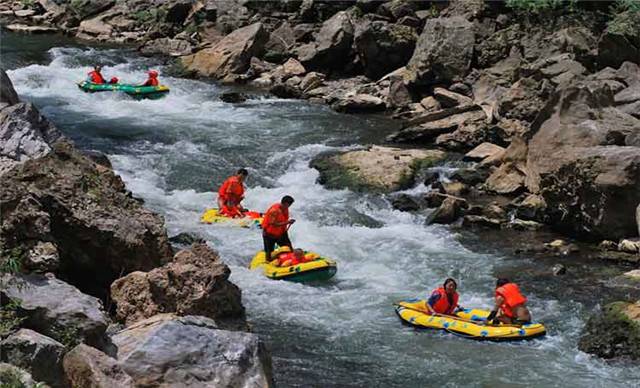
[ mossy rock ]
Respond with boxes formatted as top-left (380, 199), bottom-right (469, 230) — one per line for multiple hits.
top-left (310, 146), bottom-right (446, 193)
top-left (578, 301), bottom-right (640, 360)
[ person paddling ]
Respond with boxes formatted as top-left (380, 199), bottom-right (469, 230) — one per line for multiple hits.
top-left (87, 65), bottom-right (117, 85)
top-left (140, 70), bottom-right (160, 87)
top-left (217, 168), bottom-right (248, 218)
top-left (262, 195), bottom-right (296, 262)
top-left (486, 278), bottom-right (532, 325)
top-left (425, 278), bottom-right (463, 316)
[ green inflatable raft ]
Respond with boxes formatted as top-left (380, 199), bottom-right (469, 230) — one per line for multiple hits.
top-left (77, 81), bottom-right (170, 100)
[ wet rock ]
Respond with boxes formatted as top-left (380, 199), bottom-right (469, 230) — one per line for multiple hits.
top-left (139, 37), bottom-right (193, 57)
top-left (0, 69), bottom-right (19, 108)
top-left (599, 250), bottom-right (640, 264)
top-left (112, 314), bottom-right (273, 387)
top-left (463, 142), bottom-right (505, 162)
top-left (423, 191), bottom-right (449, 208)
top-left (423, 171), bottom-right (439, 186)
top-left (168, 232), bottom-right (205, 248)
top-left (110, 244), bottom-right (245, 328)
top-left (552, 264), bottom-right (567, 276)
top-left (482, 204), bottom-right (506, 220)
top-left (450, 168), bottom-right (489, 186)
top-left (299, 71), bottom-right (326, 93)
top-left (599, 240), bottom-right (618, 251)
top-left (4, 24), bottom-right (58, 33)
top-left (311, 146), bottom-right (445, 193)
top-left (442, 181), bottom-right (468, 197)
top-left (391, 194), bottom-right (420, 212)
top-left (353, 20), bottom-right (417, 80)
top-left (513, 194), bottom-right (546, 221)
top-left (270, 82), bottom-right (302, 99)
top-left (462, 215), bottom-right (502, 229)
top-left (618, 239), bottom-right (640, 254)
top-left (579, 301), bottom-right (640, 360)
top-left (624, 269), bottom-right (640, 280)
top-left (406, 16), bottom-right (474, 86)
top-left (0, 329), bottom-right (65, 387)
top-left (298, 11), bottom-right (354, 72)
top-left (508, 219), bottom-right (544, 231)
top-left (331, 94), bottom-right (385, 113)
top-left (219, 92), bottom-right (247, 103)
top-left (526, 81), bottom-right (640, 240)
top-left (24, 241), bottom-right (59, 273)
top-left (181, 22), bottom-right (269, 79)
top-left (80, 150), bottom-right (112, 168)
top-left (63, 344), bottom-right (134, 388)
top-left (427, 196), bottom-right (467, 225)
top-left (544, 239), bottom-right (580, 256)
top-left (0, 273), bottom-right (110, 351)
top-left (484, 163), bottom-right (525, 195)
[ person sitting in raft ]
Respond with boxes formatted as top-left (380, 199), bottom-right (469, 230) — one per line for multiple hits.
top-left (140, 70), bottom-right (160, 86)
top-left (486, 278), bottom-right (532, 325)
top-left (275, 248), bottom-right (313, 267)
top-left (425, 278), bottom-right (463, 316)
top-left (262, 195), bottom-right (296, 262)
top-left (87, 65), bottom-right (117, 84)
top-left (217, 168), bottom-right (248, 218)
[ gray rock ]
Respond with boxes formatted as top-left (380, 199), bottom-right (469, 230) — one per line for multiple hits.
top-left (331, 93), bottom-right (385, 113)
top-left (0, 274), bottom-right (110, 351)
top-left (427, 196), bottom-right (467, 225)
top-left (391, 194), bottom-right (420, 212)
top-left (24, 241), bottom-right (59, 273)
top-left (0, 363), bottom-right (40, 388)
top-left (139, 37), bottom-right (193, 57)
top-left (552, 264), bottom-right (567, 276)
top-left (406, 16), bottom-right (474, 85)
top-left (112, 314), bottom-right (273, 387)
top-left (462, 215), bottom-right (502, 229)
top-left (63, 344), bottom-right (134, 388)
top-left (0, 329), bottom-right (65, 387)
top-left (298, 11), bottom-right (354, 71)
top-left (263, 21), bottom-right (296, 62)
top-left (68, 0), bottom-right (115, 20)
top-left (0, 69), bottom-right (19, 108)
top-left (579, 301), bottom-right (640, 360)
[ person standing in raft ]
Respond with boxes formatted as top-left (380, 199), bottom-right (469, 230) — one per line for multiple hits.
top-left (140, 70), bottom-right (160, 86)
top-left (425, 278), bottom-right (463, 316)
top-left (262, 195), bottom-right (296, 262)
top-left (217, 168), bottom-right (248, 218)
top-left (87, 65), bottom-right (117, 84)
top-left (487, 278), bottom-right (532, 325)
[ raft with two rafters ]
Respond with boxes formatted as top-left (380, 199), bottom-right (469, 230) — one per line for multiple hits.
top-left (395, 299), bottom-right (546, 341)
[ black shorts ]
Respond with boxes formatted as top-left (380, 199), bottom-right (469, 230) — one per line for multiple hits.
top-left (263, 232), bottom-right (292, 258)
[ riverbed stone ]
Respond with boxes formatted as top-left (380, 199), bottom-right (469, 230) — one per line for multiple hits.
top-left (579, 301), bottom-right (640, 360)
top-left (63, 344), bottom-right (134, 388)
top-left (0, 329), bottom-right (65, 387)
top-left (111, 314), bottom-right (273, 387)
top-left (311, 146), bottom-right (446, 193)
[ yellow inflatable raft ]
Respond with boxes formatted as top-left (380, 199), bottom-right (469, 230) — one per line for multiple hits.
top-left (249, 247), bottom-right (337, 282)
top-left (395, 299), bottom-right (546, 341)
top-left (200, 208), bottom-right (263, 228)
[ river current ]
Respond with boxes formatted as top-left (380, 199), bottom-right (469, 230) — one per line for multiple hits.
top-left (3, 31), bottom-right (639, 387)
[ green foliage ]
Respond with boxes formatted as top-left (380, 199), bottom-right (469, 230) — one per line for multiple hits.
top-left (505, 0), bottom-right (577, 12)
top-left (19, 0), bottom-right (35, 7)
top-left (608, 0), bottom-right (640, 35)
top-left (49, 325), bottom-right (80, 350)
top-left (0, 299), bottom-right (25, 339)
top-left (0, 368), bottom-right (27, 388)
top-left (0, 247), bottom-right (23, 275)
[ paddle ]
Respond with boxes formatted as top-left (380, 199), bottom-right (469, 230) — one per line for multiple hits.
top-left (394, 303), bottom-right (524, 328)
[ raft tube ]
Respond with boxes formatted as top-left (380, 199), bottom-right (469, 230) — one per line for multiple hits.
top-left (395, 299), bottom-right (546, 341)
top-left (200, 208), bottom-right (263, 228)
top-left (249, 247), bottom-right (337, 283)
top-left (77, 81), bottom-right (170, 100)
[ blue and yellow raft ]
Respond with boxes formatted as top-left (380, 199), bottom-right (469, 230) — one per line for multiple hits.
top-left (249, 246), bottom-right (337, 283)
top-left (395, 299), bottom-right (546, 341)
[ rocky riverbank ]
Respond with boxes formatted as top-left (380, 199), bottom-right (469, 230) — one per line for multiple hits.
top-left (0, 70), bottom-right (272, 387)
top-left (2, 0), bottom-right (640, 366)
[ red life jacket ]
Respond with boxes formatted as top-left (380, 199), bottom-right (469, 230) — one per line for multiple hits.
top-left (218, 176), bottom-right (244, 203)
top-left (143, 78), bottom-right (159, 86)
top-left (430, 287), bottom-right (459, 315)
top-left (276, 251), bottom-right (309, 266)
top-left (262, 203), bottom-right (289, 238)
top-left (496, 283), bottom-right (527, 318)
top-left (88, 70), bottom-right (106, 84)
top-left (219, 204), bottom-right (243, 218)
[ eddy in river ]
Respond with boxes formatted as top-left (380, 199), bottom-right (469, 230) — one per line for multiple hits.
top-left (87, 65), bottom-right (118, 84)
top-left (425, 278), bottom-right (464, 316)
top-left (261, 195), bottom-right (296, 262)
top-left (487, 278), bottom-right (532, 325)
top-left (217, 168), bottom-right (248, 218)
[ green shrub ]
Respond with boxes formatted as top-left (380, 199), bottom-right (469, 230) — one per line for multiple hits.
top-left (608, 0), bottom-right (640, 35)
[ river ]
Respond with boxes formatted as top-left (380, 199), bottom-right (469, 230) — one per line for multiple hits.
top-left (3, 31), bottom-right (639, 387)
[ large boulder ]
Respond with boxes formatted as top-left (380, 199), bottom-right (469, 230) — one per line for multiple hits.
top-left (181, 22), bottom-right (269, 79)
top-left (110, 243), bottom-right (245, 328)
top-left (0, 69), bottom-right (19, 108)
top-left (0, 141), bottom-right (173, 298)
top-left (0, 329), bottom-right (66, 388)
top-left (68, 0), bottom-right (115, 20)
top-left (353, 20), bottom-right (417, 80)
top-left (139, 37), bottom-right (193, 57)
top-left (311, 146), bottom-right (446, 192)
top-left (579, 301), bottom-right (640, 360)
top-left (112, 314), bottom-right (273, 387)
top-left (63, 344), bottom-right (134, 388)
top-left (406, 16), bottom-right (474, 86)
top-left (0, 274), bottom-right (110, 351)
top-left (263, 21), bottom-right (296, 63)
top-left (526, 82), bottom-right (640, 240)
top-left (297, 11), bottom-right (354, 72)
